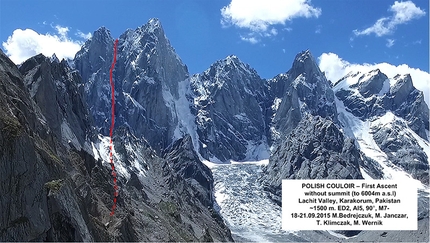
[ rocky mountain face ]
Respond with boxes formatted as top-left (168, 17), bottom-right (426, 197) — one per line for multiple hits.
top-left (267, 50), bottom-right (338, 140)
top-left (190, 55), bottom-right (269, 162)
top-left (19, 54), bottom-right (93, 150)
top-left (0, 48), bottom-right (103, 241)
top-left (335, 70), bottom-right (428, 139)
top-left (259, 51), bottom-right (364, 204)
top-left (0, 47), bottom-right (233, 241)
top-left (74, 19), bottom-right (189, 152)
top-left (262, 115), bottom-right (363, 205)
top-left (334, 70), bottom-right (429, 185)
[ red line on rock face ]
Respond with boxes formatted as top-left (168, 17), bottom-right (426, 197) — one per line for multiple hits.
top-left (109, 39), bottom-right (119, 216)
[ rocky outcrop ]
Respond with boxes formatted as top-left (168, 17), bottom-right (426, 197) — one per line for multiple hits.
top-left (354, 69), bottom-right (387, 98)
top-left (371, 114), bottom-right (429, 184)
top-left (104, 128), bottom-right (233, 242)
top-left (0, 49), bottom-right (95, 241)
top-left (19, 54), bottom-right (93, 150)
top-left (261, 115), bottom-right (363, 205)
top-left (164, 135), bottom-right (214, 207)
top-left (383, 74), bottom-right (429, 139)
top-left (258, 50), bottom-right (365, 207)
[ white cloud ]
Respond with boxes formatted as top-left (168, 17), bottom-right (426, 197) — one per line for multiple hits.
top-left (354, 1), bottom-right (425, 37)
top-left (270, 28), bottom-right (278, 36)
top-left (2, 25), bottom-right (84, 64)
top-left (76, 30), bottom-right (92, 39)
top-left (386, 38), bottom-right (395, 47)
top-left (240, 35), bottom-right (259, 44)
top-left (221, 0), bottom-right (321, 41)
top-left (55, 25), bottom-right (69, 38)
top-left (413, 39), bottom-right (422, 45)
top-left (315, 25), bottom-right (322, 34)
top-left (318, 52), bottom-right (430, 105)
top-left (353, 17), bottom-right (391, 37)
top-left (390, 0), bottom-right (426, 24)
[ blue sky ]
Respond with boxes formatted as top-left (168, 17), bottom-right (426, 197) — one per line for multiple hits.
top-left (0, 0), bottom-right (428, 82)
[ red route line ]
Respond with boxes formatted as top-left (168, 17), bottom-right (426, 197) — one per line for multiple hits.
top-left (109, 39), bottom-right (119, 216)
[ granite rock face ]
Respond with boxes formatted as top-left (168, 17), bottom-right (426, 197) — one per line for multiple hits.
top-left (269, 50), bottom-right (338, 140)
top-left (0, 49), bottom-right (95, 241)
top-left (371, 114), bottom-right (429, 184)
top-left (261, 115), bottom-right (363, 205)
top-left (163, 135), bottom-right (215, 207)
top-left (383, 74), bottom-right (429, 139)
top-left (74, 18), bottom-right (189, 152)
top-left (19, 54), bottom-right (93, 150)
top-left (101, 128), bottom-right (233, 242)
top-left (0, 48), bottom-right (233, 241)
top-left (190, 55), bottom-right (269, 161)
top-left (259, 50), bottom-right (364, 206)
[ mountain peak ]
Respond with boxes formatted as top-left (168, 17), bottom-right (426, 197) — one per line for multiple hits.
top-left (294, 49), bottom-right (314, 63)
top-left (50, 54), bottom-right (60, 63)
top-left (209, 55), bottom-right (258, 78)
top-left (226, 54), bottom-right (238, 60)
top-left (390, 73), bottom-right (413, 95)
top-left (148, 18), bottom-right (161, 27)
top-left (294, 50), bottom-right (317, 69)
top-left (93, 26), bottom-right (111, 39)
top-left (225, 55), bottom-right (241, 65)
top-left (289, 49), bottom-right (326, 85)
top-left (140, 18), bottom-right (164, 35)
top-left (87, 26), bottom-right (114, 48)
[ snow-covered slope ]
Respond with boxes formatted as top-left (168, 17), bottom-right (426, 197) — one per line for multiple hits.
top-left (334, 68), bottom-right (429, 187)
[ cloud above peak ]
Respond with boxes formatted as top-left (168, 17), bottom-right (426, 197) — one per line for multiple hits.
top-left (2, 25), bottom-right (91, 64)
top-left (354, 1), bottom-right (425, 37)
top-left (221, 0), bottom-right (321, 43)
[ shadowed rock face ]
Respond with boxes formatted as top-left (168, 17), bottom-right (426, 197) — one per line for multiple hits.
top-left (261, 115), bottom-right (363, 205)
top-left (0, 49), bottom-right (93, 241)
top-left (74, 18), bottom-right (189, 153)
top-left (163, 135), bottom-right (214, 207)
top-left (258, 50), bottom-right (365, 207)
top-left (384, 74), bottom-right (429, 139)
top-left (0, 46), bottom-right (233, 241)
top-left (19, 54), bottom-right (93, 149)
top-left (372, 117), bottom-right (429, 185)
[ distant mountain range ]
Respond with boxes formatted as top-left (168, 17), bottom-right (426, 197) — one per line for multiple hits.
top-left (0, 18), bottom-right (428, 241)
